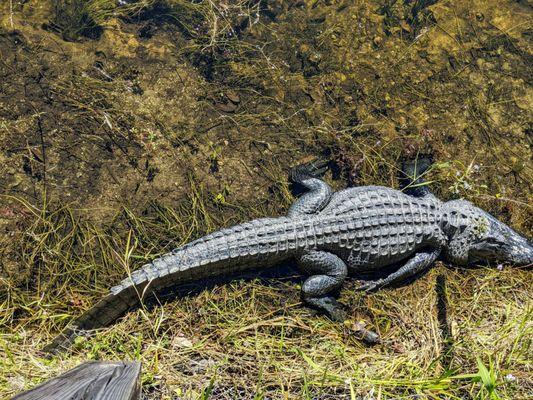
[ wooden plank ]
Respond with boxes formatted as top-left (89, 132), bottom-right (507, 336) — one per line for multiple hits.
top-left (12, 361), bottom-right (141, 400)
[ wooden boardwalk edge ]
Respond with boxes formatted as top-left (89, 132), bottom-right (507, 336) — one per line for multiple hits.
top-left (12, 361), bottom-right (141, 400)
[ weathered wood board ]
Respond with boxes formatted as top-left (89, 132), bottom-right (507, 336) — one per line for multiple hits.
top-left (12, 361), bottom-right (141, 400)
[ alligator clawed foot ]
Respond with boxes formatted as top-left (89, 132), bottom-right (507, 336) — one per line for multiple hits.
top-left (306, 296), bottom-right (347, 322)
top-left (290, 157), bottom-right (330, 182)
top-left (328, 305), bottom-right (347, 322)
top-left (357, 279), bottom-right (384, 293)
top-left (344, 319), bottom-right (381, 345)
top-left (304, 157), bottom-right (330, 178)
top-left (322, 298), bottom-right (348, 322)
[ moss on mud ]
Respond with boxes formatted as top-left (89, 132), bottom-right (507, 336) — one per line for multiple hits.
top-left (0, 0), bottom-right (531, 399)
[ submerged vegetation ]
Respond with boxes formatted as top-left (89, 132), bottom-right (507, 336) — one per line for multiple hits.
top-left (0, 0), bottom-right (531, 398)
top-left (48, 0), bottom-right (260, 43)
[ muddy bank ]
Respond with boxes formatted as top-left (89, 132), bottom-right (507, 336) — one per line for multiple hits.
top-left (1, 1), bottom-right (531, 220)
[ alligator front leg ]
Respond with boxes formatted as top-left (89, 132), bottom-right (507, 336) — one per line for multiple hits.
top-left (358, 248), bottom-right (441, 292)
top-left (299, 250), bottom-right (348, 321)
top-left (288, 158), bottom-right (332, 217)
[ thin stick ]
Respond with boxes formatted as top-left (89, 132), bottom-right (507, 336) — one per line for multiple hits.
top-left (10, 0), bottom-right (14, 28)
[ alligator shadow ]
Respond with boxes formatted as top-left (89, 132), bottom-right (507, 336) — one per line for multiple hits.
top-left (436, 274), bottom-right (454, 368)
top-left (143, 259), bottom-right (431, 311)
top-left (354, 266), bottom-right (455, 366)
top-left (141, 262), bottom-right (303, 310)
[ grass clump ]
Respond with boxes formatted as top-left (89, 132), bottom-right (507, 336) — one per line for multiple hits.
top-left (49, 0), bottom-right (159, 40)
top-left (49, 0), bottom-right (111, 40)
top-left (48, 0), bottom-right (261, 44)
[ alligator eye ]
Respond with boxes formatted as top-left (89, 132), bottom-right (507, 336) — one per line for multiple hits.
top-left (484, 237), bottom-right (501, 245)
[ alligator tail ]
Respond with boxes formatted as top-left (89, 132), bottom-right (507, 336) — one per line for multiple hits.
top-left (43, 216), bottom-right (308, 354)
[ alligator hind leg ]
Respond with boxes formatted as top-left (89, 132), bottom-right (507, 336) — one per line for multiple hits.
top-left (288, 158), bottom-right (332, 217)
top-left (399, 157), bottom-right (437, 200)
top-left (299, 250), bottom-right (348, 321)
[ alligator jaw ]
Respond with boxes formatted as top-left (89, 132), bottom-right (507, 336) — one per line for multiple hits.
top-left (471, 214), bottom-right (533, 267)
top-left (502, 234), bottom-right (533, 266)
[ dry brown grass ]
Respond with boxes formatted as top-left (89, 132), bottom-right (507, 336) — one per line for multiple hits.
top-left (0, 195), bottom-right (531, 399)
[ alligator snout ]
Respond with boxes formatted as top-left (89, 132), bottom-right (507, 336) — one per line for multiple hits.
top-left (490, 218), bottom-right (532, 266)
top-left (467, 211), bottom-right (533, 267)
top-left (506, 235), bottom-right (533, 266)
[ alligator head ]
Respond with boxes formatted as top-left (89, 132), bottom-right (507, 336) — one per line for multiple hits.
top-left (441, 200), bottom-right (532, 267)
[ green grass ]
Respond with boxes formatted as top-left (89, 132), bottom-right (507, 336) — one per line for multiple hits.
top-left (0, 195), bottom-right (531, 399)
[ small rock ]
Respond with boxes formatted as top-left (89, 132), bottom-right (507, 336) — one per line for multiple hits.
top-left (226, 90), bottom-right (240, 104)
top-left (172, 335), bottom-right (193, 349)
top-left (504, 373), bottom-right (516, 382)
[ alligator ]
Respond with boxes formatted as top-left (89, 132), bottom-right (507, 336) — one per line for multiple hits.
top-left (44, 159), bottom-right (532, 354)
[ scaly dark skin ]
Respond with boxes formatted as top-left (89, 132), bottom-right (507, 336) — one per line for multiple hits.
top-left (44, 159), bottom-right (533, 354)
